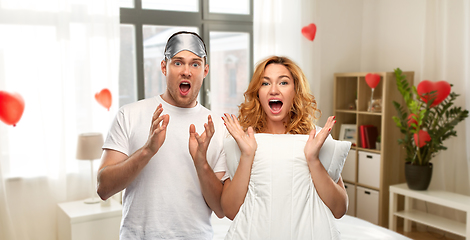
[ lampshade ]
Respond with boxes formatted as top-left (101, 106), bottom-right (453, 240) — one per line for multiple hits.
top-left (76, 133), bottom-right (104, 160)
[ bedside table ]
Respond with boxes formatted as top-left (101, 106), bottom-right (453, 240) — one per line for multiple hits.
top-left (57, 199), bottom-right (122, 240)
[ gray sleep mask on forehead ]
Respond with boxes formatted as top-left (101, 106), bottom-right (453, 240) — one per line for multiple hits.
top-left (164, 33), bottom-right (207, 60)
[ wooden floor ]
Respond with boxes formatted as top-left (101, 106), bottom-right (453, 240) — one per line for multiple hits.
top-left (396, 226), bottom-right (461, 240)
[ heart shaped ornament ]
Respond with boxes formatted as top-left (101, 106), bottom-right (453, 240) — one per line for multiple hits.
top-left (0, 91), bottom-right (25, 127)
top-left (417, 80), bottom-right (451, 107)
top-left (414, 130), bottom-right (431, 148)
top-left (95, 88), bottom-right (112, 111)
top-left (407, 113), bottom-right (418, 128)
top-left (301, 23), bottom-right (317, 41)
top-left (365, 73), bottom-right (381, 89)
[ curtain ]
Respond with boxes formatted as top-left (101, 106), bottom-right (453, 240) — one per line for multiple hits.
top-left (253, 0), bottom-right (322, 117)
top-left (464, 0), bottom-right (470, 194)
top-left (419, 0), bottom-right (470, 194)
top-left (0, 0), bottom-right (120, 239)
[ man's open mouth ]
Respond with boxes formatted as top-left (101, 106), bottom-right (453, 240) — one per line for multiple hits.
top-left (179, 82), bottom-right (191, 95)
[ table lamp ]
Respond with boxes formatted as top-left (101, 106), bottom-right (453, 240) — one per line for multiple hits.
top-left (76, 132), bottom-right (104, 204)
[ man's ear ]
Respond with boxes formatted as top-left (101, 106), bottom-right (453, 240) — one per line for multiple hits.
top-left (161, 60), bottom-right (167, 76)
top-left (203, 64), bottom-right (209, 78)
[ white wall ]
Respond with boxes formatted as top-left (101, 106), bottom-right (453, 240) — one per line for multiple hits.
top-left (314, 0), bottom-right (364, 121)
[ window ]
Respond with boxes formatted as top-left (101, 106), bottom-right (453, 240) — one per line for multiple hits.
top-left (118, 0), bottom-right (253, 115)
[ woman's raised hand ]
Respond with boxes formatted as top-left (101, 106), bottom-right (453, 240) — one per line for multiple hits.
top-left (222, 114), bottom-right (257, 158)
top-left (304, 116), bottom-right (336, 162)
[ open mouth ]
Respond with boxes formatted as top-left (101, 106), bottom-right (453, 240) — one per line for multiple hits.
top-left (179, 81), bottom-right (191, 95)
top-left (269, 99), bottom-right (283, 113)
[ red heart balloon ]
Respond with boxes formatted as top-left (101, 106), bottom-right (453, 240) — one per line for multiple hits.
top-left (417, 80), bottom-right (451, 107)
top-left (414, 130), bottom-right (431, 148)
top-left (365, 73), bottom-right (381, 89)
top-left (95, 88), bottom-right (112, 111)
top-left (407, 113), bottom-right (418, 128)
top-left (0, 91), bottom-right (25, 127)
top-left (301, 23), bottom-right (317, 41)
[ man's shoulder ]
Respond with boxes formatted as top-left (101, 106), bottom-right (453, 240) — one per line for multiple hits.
top-left (120, 97), bottom-right (157, 112)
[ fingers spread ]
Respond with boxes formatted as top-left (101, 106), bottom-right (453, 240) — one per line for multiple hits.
top-left (247, 126), bottom-right (255, 138)
top-left (308, 127), bottom-right (316, 141)
top-left (152, 104), bottom-right (163, 122)
top-left (189, 124), bottom-right (196, 135)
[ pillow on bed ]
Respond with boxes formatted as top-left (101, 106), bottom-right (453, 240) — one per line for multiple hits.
top-left (224, 127), bottom-right (352, 182)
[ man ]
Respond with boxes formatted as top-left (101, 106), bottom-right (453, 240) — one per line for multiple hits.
top-left (97, 31), bottom-right (228, 239)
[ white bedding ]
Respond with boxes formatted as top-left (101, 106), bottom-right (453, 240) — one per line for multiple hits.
top-left (211, 214), bottom-right (412, 240)
top-left (223, 133), bottom-right (351, 239)
top-left (221, 132), bottom-right (411, 240)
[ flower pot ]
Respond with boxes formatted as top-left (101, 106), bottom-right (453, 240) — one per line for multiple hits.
top-left (405, 162), bottom-right (433, 190)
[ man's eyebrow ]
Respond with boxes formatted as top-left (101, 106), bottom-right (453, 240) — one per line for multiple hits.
top-left (172, 57), bottom-right (203, 62)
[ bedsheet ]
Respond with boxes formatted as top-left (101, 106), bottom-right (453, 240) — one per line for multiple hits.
top-left (212, 214), bottom-right (412, 240)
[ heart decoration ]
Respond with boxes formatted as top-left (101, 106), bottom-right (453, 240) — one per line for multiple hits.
top-left (417, 80), bottom-right (451, 107)
top-left (301, 23), bottom-right (317, 41)
top-left (414, 130), bottom-right (431, 148)
top-left (0, 91), bottom-right (25, 127)
top-left (407, 113), bottom-right (418, 128)
top-left (365, 73), bottom-right (381, 89)
top-left (95, 88), bottom-right (112, 111)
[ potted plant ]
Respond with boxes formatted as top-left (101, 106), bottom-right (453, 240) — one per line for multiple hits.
top-left (392, 68), bottom-right (469, 190)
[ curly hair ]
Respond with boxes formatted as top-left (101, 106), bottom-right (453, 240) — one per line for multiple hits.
top-left (238, 56), bottom-right (321, 134)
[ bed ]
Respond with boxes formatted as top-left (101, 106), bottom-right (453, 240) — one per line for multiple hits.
top-left (211, 213), bottom-right (412, 240)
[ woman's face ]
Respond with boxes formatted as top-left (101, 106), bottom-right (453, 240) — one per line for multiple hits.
top-left (258, 63), bottom-right (295, 133)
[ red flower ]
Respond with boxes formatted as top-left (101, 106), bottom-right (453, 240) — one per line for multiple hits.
top-left (414, 130), bottom-right (431, 148)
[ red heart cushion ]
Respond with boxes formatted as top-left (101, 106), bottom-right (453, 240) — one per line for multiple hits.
top-left (365, 73), bottom-right (381, 89)
top-left (95, 88), bottom-right (112, 111)
top-left (301, 23), bottom-right (317, 41)
top-left (0, 91), bottom-right (25, 127)
top-left (417, 80), bottom-right (451, 107)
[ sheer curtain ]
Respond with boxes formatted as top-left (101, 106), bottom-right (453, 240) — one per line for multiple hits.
top-left (0, 0), bottom-right (120, 239)
top-left (254, 0), bottom-right (322, 116)
top-left (418, 0), bottom-right (470, 194)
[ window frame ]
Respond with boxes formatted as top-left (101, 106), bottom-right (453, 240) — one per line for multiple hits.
top-left (119, 0), bottom-right (253, 109)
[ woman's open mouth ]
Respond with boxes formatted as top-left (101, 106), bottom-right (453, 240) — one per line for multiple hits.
top-left (179, 81), bottom-right (191, 96)
top-left (269, 99), bottom-right (283, 114)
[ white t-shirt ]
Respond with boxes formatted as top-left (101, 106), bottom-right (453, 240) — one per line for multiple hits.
top-left (103, 95), bottom-right (228, 240)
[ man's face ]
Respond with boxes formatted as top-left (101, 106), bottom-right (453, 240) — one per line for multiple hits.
top-left (161, 50), bottom-right (209, 108)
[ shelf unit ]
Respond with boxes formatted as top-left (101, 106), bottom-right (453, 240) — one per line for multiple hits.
top-left (389, 183), bottom-right (470, 239)
top-left (332, 71), bottom-right (414, 227)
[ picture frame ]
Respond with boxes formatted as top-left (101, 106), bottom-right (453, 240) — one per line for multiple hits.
top-left (339, 124), bottom-right (357, 144)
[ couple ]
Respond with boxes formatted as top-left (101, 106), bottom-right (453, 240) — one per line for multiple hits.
top-left (97, 31), bottom-right (347, 240)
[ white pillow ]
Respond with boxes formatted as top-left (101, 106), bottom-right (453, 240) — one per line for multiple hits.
top-left (223, 127), bottom-right (352, 183)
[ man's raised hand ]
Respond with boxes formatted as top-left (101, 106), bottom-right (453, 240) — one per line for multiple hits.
top-left (144, 104), bottom-right (169, 155)
top-left (189, 115), bottom-right (215, 165)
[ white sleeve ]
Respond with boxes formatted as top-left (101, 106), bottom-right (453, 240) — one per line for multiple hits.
top-left (102, 107), bottom-right (130, 156)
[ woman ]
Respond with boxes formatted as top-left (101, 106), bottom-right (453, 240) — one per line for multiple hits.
top-left (221, 56), bottom-right (348, 239)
